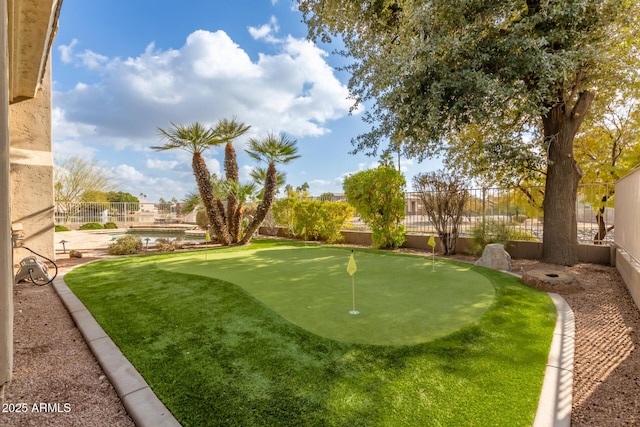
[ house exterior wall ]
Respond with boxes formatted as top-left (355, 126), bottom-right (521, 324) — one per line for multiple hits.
top-left (10, 60), bottom-right (55, 262)
top-left (1, 0), bottom-right (13, 401)
top-left (1, 0), bottom-right (61, 402)
top-left (614, 167), bottom-right (640, 311)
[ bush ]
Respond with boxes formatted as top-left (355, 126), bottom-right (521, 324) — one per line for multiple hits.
top-left (79, 222), bottom-right (104, 230)
top-left (55, 225), bottom-right (71, 232)
top-left (103, 222), bottom-right (118, 229)
top-left (108, 235), bottom-right (143, 255)
top-left (343, 166), bottom-right (406, 249)
top-left (470, 221), bottom-right (540, 255)
top-left (273, 199), bottom-right (354, 243)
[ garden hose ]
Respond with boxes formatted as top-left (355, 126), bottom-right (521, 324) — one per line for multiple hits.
top-left (20, 246), bottom-right (59, 286)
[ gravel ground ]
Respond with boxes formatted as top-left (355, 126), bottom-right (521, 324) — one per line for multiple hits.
top-left (2, 248), bottom-right (639, 426)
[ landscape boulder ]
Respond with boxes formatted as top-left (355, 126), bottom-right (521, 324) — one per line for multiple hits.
top-left (69, 250), bottom-right (83, 258)
top-left (474, 243), bottom-right (511, 271)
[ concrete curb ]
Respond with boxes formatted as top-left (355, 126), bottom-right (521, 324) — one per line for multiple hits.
top-left (533, 293), bottom-right (574, 427)
top-left (53, 269), bottom-right (181, 427)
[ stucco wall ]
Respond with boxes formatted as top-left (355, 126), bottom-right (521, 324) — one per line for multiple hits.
top-left (614, 167), bottom-right (640, 310)
top-left (10, 61), bottom-right (55, 262)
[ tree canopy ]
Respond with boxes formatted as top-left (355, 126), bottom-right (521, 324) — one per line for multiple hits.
top-left (54, 157), bottom-right (116, 204)
top-left (299, 0), bottom-right (640, 264)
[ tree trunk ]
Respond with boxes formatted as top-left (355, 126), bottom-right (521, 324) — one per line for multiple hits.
top-left (224, 143), bottom-right (240, 243)
top-left (239, 163), bottom-right (278, 245)
top-left (541, 91), bottom-right (594, 265)
top-left (192, 153), bottom-right (231, 245)
top-left (438, 231), bottom-right (458, 255)
top-left (594, 209), bottom-right (607, 244)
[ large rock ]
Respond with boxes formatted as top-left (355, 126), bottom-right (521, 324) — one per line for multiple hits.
top-left (69, 249), bottom-right (83, 258)
top-left (474, 243), bottom-right (512, 271)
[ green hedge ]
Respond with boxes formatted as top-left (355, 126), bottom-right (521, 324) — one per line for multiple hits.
top-left (273, 199), bottom-right (354, 243)
top-left (79, 222), bottom-right (104, 230)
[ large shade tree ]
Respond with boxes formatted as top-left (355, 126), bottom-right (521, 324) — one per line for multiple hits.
top-left (299, 0), bottom-right (639, 265)
top-left (575, 93), bottom-right (640, 243)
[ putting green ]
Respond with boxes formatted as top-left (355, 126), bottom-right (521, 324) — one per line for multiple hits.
top-left (157, 245), bottom-right (496, 345)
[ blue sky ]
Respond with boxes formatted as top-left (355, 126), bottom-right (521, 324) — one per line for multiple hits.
top-left (52, 0), bottom-right (440, 202)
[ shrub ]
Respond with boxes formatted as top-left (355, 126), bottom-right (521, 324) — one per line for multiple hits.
top-left (103, 222), bottom-right (118, 229)
top-left (55, 225), bottom-right (71, 232)
top-left (413, 171), bottom-right (469, 255)
top-left (273, 199), bottom-right (354, 243)
top-left (108, 235), bottom-right (143, 255)
top-left (343, 166), bottom-right (406, 249)
top-left (79, 222), bottom-right (104, 230)
top-left (468, 220), bottom-right (544, 255)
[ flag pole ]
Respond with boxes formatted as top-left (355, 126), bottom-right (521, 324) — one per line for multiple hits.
top-left (347, 250), bottom-right (359, 314)
top-left (351, 274), bottom-right (356, 313)
top-left (432, 243), bottom-right (435, 272)
top-left (428, 234), bottom-right (436, 272)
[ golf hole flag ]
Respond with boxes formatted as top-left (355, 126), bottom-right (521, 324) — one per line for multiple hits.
top-left (347, 251), bottom-right (357, 276)
top-left (347, 251), bottom-right (359, 314)
top-left (428, 235), bottom-right (436, 272)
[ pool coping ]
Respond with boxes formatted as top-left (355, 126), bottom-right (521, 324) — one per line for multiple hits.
top-left (53, 263), bottom-right (573, 427)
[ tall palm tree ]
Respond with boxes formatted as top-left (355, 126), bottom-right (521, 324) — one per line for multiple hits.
top-left (214, 117), bottom-right (251, 243)
top-left (223, 181), bottom-right (257, 242)
top-left (250, 166), bottom-right (287, 200)
top-left (153, 122), bottom-right (232, 245)
top-left (239, 132), bottom-right (300, 244)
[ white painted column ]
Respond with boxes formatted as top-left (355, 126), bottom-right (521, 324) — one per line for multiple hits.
top-left (0, 0), bottom-right (14, 402)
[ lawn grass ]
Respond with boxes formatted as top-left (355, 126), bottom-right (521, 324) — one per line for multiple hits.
top-left (65, 239), bottom-right (556, 426)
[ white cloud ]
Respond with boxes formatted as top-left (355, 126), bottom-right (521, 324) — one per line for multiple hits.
top-left (248, 16), bottom-right (280, 43)
top-left (113, 164), bottom-right (147, 182)
top-left (54, 28), bottom-right (354, 143)
top-left (78, 50), bottom-right (110, 70)
top-left (52, 26), bottom-right (358, 201)
top-left (240, 165), bottom-right (255, 181)
top-left (58, 39), bottom-right (78, 64)
top-left (52, 139), bottom-right (98, 161)
top-left (146, 159), bottom-right (179, 170)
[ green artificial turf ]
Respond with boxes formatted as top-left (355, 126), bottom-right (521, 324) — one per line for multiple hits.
top-left (156, 244), bottom-right (496, 345)
top-left (65, 239), bottom-right (556, 427)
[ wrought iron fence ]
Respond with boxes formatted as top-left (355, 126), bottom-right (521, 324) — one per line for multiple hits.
top-left (54, 201), bottom-right (181, 227)
top-left (55, 183), bottom-right (615, 244)
top-left (322, 183), bottom-right (615, 244)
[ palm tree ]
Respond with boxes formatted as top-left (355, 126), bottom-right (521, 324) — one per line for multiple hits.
top-left (224, 181), bottom-right (257, 242)
top-left (153, 122), bottom-right (232, 245)
top-left (214, 117), bottom-right (251, 243)
top-left (239, 132), bottom-right (300, 244)
top-left (250, 166), bottom-right (287, 200)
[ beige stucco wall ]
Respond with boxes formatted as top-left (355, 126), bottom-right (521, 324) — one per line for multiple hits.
top-left (10, 60), bottom-right (55, 262)
top-left (2, 0), bottom-right (61, 400)
top-left (614, 167), bottom-right (640, 310)
top-left (1, 0), bottom-right (14, 399)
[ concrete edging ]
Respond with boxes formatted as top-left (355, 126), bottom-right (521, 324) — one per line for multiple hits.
top-left (53, 267), bottom-right (180, 427)
top-left (533, 293), bottom-right (574, 427)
